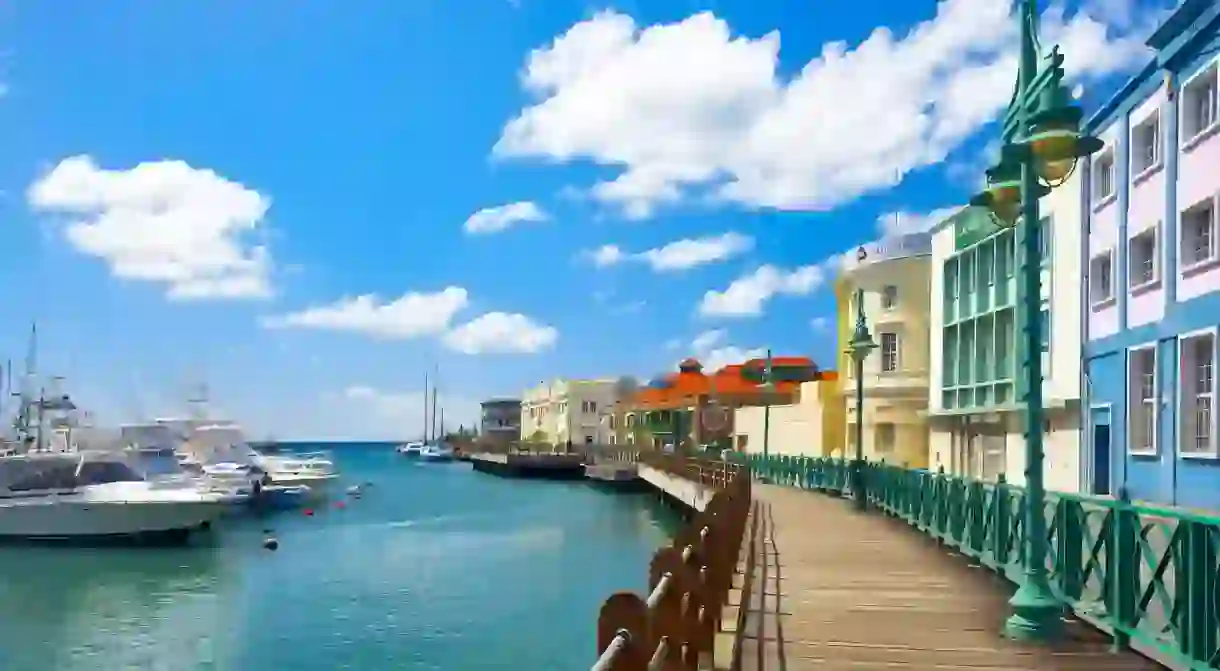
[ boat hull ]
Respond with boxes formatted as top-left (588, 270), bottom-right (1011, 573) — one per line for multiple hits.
top-left (0, 499), bottom-right (226, 544)
top-left (267, 473), bottom-right (336, 493)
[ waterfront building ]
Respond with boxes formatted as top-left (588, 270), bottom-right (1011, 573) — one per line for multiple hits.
top-left (1082, 0), bottom-right (1220, 508)
top-left (732, 372), bottom-right (844, 458)
top-left (479, 399), bottom-right (521, 449)
top-left (835, 233), bottom-right (933, 468)
top-left (926, 169), bottom-right (1085, 490)
top-left (519, 378), bottom-right (619, 447)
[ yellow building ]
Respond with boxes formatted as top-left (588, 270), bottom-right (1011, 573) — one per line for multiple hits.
top-left (836, 233), bottom-right (933, 468)
top-left (519, 378), bottom-right (619, 446)
top-left (732, 375), bottom-right (845, 457)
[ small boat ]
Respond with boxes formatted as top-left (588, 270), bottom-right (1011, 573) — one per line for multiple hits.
top-left (396, 442), bottom-right (424, 458)
top-left (419, 443), bottom-right (455, 462)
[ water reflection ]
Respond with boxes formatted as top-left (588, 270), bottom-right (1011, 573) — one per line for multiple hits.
top-left (0, 546), bottom-right (230, 671)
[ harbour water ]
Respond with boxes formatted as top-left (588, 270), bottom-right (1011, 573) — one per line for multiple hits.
top-left (0, 443), bottom-right (682, 670)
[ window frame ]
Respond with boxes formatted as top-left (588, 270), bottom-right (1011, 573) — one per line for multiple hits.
top-left (879, 331), bottom-right (900, 373)
top-left (1181, 57), bottom-right (1219, 148)
top-left (1088, 249), bottom-right (1116, 308)
top-left (1092, 148), bottom-right (1116, 206)
top-left (1178, 327), bottom-right (1219, 460)
top-left (881, 285), bottom-right (899, 311)
top-left (1128, 225), bottom-right (1162, 292)
top-left (1127, 342), bottom-right (1159, 457)
top-left (1180, 194), bottom-right (1219, 273)
top-left (1131, 110), bottom-right (1162, 179)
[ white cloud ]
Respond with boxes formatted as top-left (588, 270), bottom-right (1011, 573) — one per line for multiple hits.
top-left (587, 232), bottom-right (752, 271)
top-left (810, 317), bottom-right (831, 332)
top-left (494, 1), bottom-right (1158, 218)
top-left (343, 386), bottom-right (480, 437)
top-left (463, 201), bottom-right (548, 234)
top-left (875, 205), bottom-right (962, 236)
top-left (443, 312), bottom-right (558, 354)
top-left (685, 328), bottom-right (764, 371)
top-left (262, 287), bottom-right (469, 339)
top-left (589, 244), bottom-right (625, 267)
top-left (28, 155), bottom-right (274, 300)
top-left (699, 264), bottom-right (823, 318)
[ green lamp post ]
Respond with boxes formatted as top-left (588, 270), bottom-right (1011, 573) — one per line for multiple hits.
top-left (967, 0), bottom-right (1103, 643)
top-left (845, 286), bottom-right (876, 512)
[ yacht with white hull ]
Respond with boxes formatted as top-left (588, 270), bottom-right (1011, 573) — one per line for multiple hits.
top-left (0, 451), bottom-right (231, 543)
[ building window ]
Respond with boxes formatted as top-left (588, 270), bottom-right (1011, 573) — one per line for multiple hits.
top-left (1182, 63), bottom-right (1218, 143)
top-left (581, 400), bottom-right (597, 414)
top-left (880, 332), bottom-right (899, 372)
top-left (1132, 113), bottom-right (1161, 175)
top-left (1036, 216), bottom-right (1052, 263)
top-left (1181, 331), bottom-right (1216, 457)
top-left (875, 423), bottom-right (895, 455)
top-left (1092, 149), bottom-right (1115, 203)
top-left (881, 285), bottom-right (898, 310)
top-left (1089, 250), bottom-right (1115, 306)
top-left (610, 435), bottom-right (617, 445)
top-left (736, 435), bottom-right (748, 451)
top-left (1128, 226), bottom-right (1160, 289)
top-left (1128, 346), bottom-right (1157, 455)
top-left (1181, 196), bottom-right (1217, 270)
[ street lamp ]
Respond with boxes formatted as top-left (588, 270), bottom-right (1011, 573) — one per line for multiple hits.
top-left (966, 0), bottom-right (1102, 643)
top-left (845, 287), bottom-right (877, 512)
top-left (760, 349), bottom-right (775, 483)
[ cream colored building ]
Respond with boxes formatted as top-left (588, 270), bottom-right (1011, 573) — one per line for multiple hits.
top-left (925, 170), bottom-right (1083, 492)
top-left (733, 378), bottom-right (843, 458)
top-left (519, 378), bottom-right (619, 446)
top-left (837, 233), bottom-right (932, 468)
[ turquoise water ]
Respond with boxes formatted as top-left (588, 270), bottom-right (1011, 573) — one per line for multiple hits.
top-left (0, 444), bottom-right (681, 670)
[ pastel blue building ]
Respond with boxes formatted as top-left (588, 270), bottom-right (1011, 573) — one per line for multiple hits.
top-left (1082, 0), bottom-right (1220, 508)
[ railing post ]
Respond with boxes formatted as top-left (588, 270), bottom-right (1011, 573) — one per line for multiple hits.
top-left (1179, 519), bottom-right (1216, 664)
top-left (1109, 487), bottom-right (1137, 652)
top-left (1056, 497), bottom-right (1083, 609)
top-left (993, 474), bottom-right (1010, 566)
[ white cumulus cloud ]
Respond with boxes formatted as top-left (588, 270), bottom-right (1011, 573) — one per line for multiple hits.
top-left (494, 0), bottom-right (1159, 218)
top-left (463, 201), bottom-right (549, 234)
top-left (685, 328), bottom-right (765, 371)
top-left (28, 155), bottom-right (274, 300)
top-left (262, 287), bottom-right (469, 339)
top-left (875, 205), bottom-right (963, 236)
top-left (699, 264), bottom-right (823, 318)
top-left (591, 232), bottom-right (753, 271)
top-left (443, 312), bottom-right (558, 354)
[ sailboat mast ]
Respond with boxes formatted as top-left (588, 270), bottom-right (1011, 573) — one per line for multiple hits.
top-left (430, 366), bottom-right (438, 443)
top-left (423, 371), bottom-right (429, 443)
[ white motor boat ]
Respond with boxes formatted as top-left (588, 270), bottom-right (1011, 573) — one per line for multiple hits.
top-left (419, 443), bottom-right (455, 462)
top-left (252, 451), bottom-right (339, 491)
top-left (0, 451), bottom-right (232, 543)
top-left (396, 442), bottom-right (424, 458)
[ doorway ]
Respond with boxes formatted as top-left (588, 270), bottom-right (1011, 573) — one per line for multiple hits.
top-left (1090, 406), bottom-right (1111, 496)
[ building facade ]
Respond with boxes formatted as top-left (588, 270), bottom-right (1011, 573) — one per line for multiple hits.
top-left (837, 233), bottom-right (933, 468)
top-left (519, 378), bottom-right (618, 446)
top-left (1082, 0), bottom-right (1220, 508)
top-left (926, 172), bottom-right (1085, 492)
top-left (733, 376), bottom-right (844, 458)
top-left (479, 399), bottom-right (521, 448)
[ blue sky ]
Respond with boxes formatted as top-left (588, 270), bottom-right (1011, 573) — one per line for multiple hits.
top-left (0, 0), bottom-right (1168, 439)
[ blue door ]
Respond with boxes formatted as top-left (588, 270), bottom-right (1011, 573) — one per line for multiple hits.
top-left (1091, 407), bottom-right (1111, 496)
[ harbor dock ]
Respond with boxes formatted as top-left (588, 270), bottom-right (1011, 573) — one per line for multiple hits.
top-left (582, 462), bottom-right (647, 492)
top-left (467, 452), bottom-right (586, 480)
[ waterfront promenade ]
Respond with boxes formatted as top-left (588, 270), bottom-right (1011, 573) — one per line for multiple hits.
top-left (601, 454), bottom-right (1192, 671)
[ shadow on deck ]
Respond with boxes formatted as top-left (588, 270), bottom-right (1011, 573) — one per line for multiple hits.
top-left (740, 485), bottom-right (1163, 670)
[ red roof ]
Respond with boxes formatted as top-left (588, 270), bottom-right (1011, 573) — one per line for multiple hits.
top-left (626, 355), bottom-right (832, 410)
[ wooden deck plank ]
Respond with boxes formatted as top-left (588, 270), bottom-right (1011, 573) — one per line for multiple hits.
top-left (734, 484), bottom-right (1163, 671)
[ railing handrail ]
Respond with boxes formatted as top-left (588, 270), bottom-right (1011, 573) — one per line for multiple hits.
top-left (591, 452), bottom-right (753, 671)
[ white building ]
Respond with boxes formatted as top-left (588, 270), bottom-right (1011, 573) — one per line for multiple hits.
top-left (733, 378), bottom-right (842, 458)
top-left (926, 170), bottom-right (1084, 492)
top-left (519, 378), bottom-right (619, 446)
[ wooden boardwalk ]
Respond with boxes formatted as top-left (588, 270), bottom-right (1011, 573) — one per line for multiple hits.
top-left (736, 484), bottom-right (1163, 670)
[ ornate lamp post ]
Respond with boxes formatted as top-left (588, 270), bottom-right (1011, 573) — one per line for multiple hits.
top-left (967, 0), bottom-right (1102, 643)
top-left (845, 284), bottom-right (876, 512)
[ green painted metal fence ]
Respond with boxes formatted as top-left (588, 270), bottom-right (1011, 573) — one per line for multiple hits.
top-left (732, 452), bottom-right (1220, 671)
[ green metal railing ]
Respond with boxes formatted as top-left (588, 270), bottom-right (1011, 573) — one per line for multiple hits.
top-left (732, 452), bottom-right (1220, 671)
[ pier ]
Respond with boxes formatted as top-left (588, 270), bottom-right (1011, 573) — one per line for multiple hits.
top-left (590, 453), bottom-right (1190, 671)
top-left (467, 452), bottom-right (586, 479)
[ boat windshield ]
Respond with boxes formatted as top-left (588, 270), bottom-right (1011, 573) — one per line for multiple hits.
top-left (0, 454), bottom-right (145, 494)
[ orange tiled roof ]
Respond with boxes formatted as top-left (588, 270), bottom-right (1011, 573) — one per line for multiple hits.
top-left (625, 356), bottom-right (833, 410)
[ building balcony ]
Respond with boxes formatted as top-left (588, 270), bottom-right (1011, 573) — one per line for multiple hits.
top-left (845, 369), bottom-right (931, 399)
